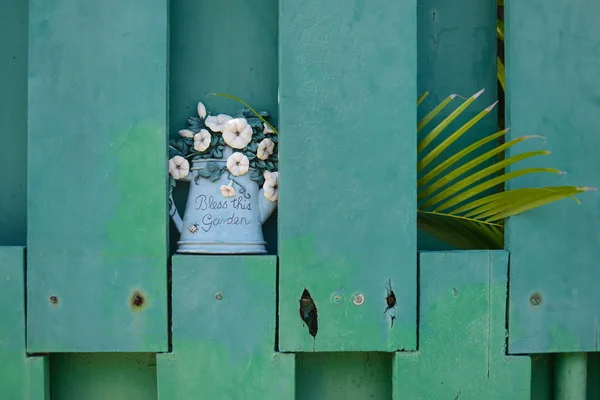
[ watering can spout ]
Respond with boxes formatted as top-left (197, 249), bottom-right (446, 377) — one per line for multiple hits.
top-left (169, 194), bottom-right (183, 233)
top-left (258, 190), bottom-right (277, 224)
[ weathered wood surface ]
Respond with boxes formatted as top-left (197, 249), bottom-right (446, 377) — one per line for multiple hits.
top-left (278, 0), bottom-right (417, 352)
top-left (157, 256), bottom-right (294, 399)
top-left (0, 247), bottom-right (49, 399)
top-left (505, 0), bottom-right (600, 354)
top-left (26, 0), bottom-right (169, 352)
top-left (395, 251), bottom-right (531, 399)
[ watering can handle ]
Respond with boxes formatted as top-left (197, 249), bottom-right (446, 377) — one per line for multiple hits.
top-left (169, 193), bottom-right (184, 233)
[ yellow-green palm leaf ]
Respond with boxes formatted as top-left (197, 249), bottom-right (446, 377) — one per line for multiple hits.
top-left (416, 90), bottom-right (595, 249)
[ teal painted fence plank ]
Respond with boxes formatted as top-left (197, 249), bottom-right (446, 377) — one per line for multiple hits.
top-left (0, 247), bottom-right (49, 399)
top-left (395, 251), bottom-right (531, 399)
top-left (0, 0), bottom-right (27, 246)
top-left (168, 0), bottom-right (279, 255)
top-left (50, 353), bottom-right (157, 400)
top-left (26, 0), bottom-right (169, 352)
top-left (157, 256), bottom-right (294, 399)
top-left (416, 0), bottom-right (498, 251)
top-left (505, 0), bottom-right (600, 353)
top-left (555, 353), bottom-right (587, 400)
top-left (296, 353), bottom-right (392, 400)
top-left (531, 354), bottom-right (554, 400)
top-left (278, 0), bottom-right (417, 352)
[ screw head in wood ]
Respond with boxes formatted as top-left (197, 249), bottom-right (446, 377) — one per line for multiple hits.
top-left (353, 293), bottom-right (365, 306)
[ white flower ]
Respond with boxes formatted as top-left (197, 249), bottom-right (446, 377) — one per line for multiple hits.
top-left (193, 129), bottom-right (211, 152)
top-left (257, 138), bottom-right (275, 160)
top-left (263, 171), bottom-right (279, 202)
top-left (205, 114), bottom-right (232, 132)
top-left (263, 123), bottom-right (274, 134)
top-left (179, 129), bottom-right (194, 138)
top-left (222, 118), bottom-right (253, 149)
top-left (226, 152), bottom-right (250, 176)
top-left (169, 156), bottom-right (190, 180)
top-left (220, 184), bottom-right (236, 198)
top-left (197, 102), bottom-right (207, 119)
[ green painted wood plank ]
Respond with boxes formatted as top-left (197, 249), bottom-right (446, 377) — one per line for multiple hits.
top-left (168, 0), bottom-right (279, 256)
top-left (157, 256), bottom-right (294, 399)
top-left (278, 0), bottom-right (417, 352)
top-left (0, 247), bottom-right (49, 399)
top-left (50, 353), bottom-right (157, 400)
top-left (394, 251), bottom-right (530, 399)
top-left (555, 353), bottom-right (587, 400)
top-left (296, 353), bottom-right (392, 400)
top-left (26, 0), bottom-right (169, 352)
top-left (505, 0), bottom-right (600, 353)
top-left (0, 0), bottom-right (27, 246)
top-left (416, 0), bottom-right (498, 251)
top-left (531, 354), bottom-right (554, 400)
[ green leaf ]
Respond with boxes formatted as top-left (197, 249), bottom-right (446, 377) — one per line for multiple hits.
top-left (497, 19), bottom-right (504, 41)
top-left (419, 149), bottom-right (550, 202)
top-left (418, 99), bottom-right (498, 172)
top-left (197, 169), bottom-right (212, 178)
top-left (417, 91), bottom-right (429, 107)
top-left (210, 135), bottom-right (218, 146)
top-left (210, 170), bottom-right (222, 182)
top-left (432, 168), bottom-right (565, 212)
top-left (213, 148), bottom-right (223, 159)
top-left (246, 142), bottom-right (258, 152)
top-left (247, 117), bottom-right (263, 129)
top-left (415, 91), bottom-right (595, 250)
top-left (417, 129), bottom-right (511, 188)
top-left (417, 94), bottom-right (456, 133)
top-left (418, 88), bottom-right (485, 153)
top-left (256, 160), bottom-right (267, 169)
top-left (497, 57), bottom-right (505, 92)
top-left (207, 162), bottom-right (219, 172)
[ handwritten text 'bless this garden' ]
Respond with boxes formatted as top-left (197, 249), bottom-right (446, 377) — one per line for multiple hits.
top-left (194, 194), bottom-right (252, 232)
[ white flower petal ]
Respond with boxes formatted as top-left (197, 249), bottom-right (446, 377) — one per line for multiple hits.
top-left (197, 102), bottom-right (207, 119)
top-left (222, 118), bottom-right (253, 149)
top-left (226, 152), bottom-right (250, 176)
top-left (263, 123), bottom-right (274, 134)
top-left (169, 156), bottom-right (190, 180)
top-left (179, 129), bottom-right (194, 138)
top-left (193, 129), bottom-right (212, 152)
top-left (263, 171), bottom-right (278, 201)
top-left (220, 185), bottom-right (236, 197)
top-left (205, 114), bottom-right (232, 132)
top-left (257, 138), bottom-right (275, 160)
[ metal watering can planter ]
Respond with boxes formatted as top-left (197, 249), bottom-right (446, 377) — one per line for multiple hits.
top-left (167, 101), bottom-right (279, 254)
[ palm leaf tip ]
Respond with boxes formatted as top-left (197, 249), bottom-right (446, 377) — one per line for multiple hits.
top-left (486, 101), bottom-right (499, 112)
top-left (472, 88), bottom-right (485, 99)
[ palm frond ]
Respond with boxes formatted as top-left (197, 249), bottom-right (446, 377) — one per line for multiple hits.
top-left (417, 90), bottom-right (596, 249)
top-left (497, 57), bottom-right (505, 92)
